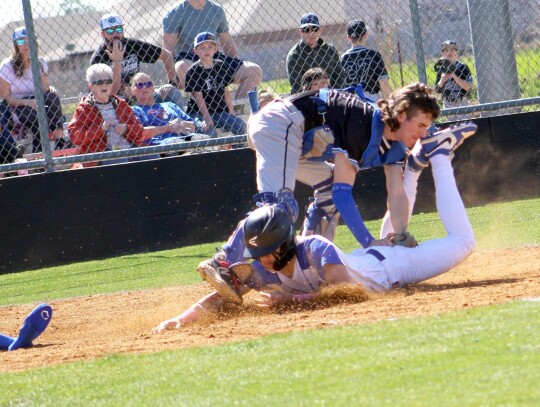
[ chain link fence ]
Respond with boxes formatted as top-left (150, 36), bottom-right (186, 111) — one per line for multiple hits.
top-left (0, 0), bottom-right (538, 175)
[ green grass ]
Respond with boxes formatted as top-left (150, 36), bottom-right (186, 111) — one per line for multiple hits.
top-left (0, 197), bottom-right (538, 307)
top-left (1, 300), bottom-right (538, 405)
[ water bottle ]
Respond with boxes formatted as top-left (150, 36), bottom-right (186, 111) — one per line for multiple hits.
top-left (248, 89), bottom-right (259, 114)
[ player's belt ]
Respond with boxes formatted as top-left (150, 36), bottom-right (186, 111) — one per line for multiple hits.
top-left (366, 248), bottom-right (385, 262)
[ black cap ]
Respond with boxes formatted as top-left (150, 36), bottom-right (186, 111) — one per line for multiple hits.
top-left (347, 20), bottom-right (367, 39)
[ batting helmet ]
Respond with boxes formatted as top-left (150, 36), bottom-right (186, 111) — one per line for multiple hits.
top-left (243, 204), bottom-right (297, 270)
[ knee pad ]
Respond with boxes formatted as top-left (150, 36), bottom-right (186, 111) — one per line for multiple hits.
top-left (252, 188), bottom-right (299, 222)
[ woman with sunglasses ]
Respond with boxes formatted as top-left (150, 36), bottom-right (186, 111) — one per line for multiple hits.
top-left (0, 27), bottom-right (65, 153)
top-left (286, 13), bottom-right (345, 95)
top-left (68, 64), bottom-right (146, 160)
top-left (130, 72), bottom-right (212, 146)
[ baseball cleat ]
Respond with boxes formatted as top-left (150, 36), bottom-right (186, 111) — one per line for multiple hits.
top-left (197, 259), bottom-right (243, 304)
top-left (8, 303), bottom-right (53, 351)
top-left (422, 122), bottom-right (478, 159)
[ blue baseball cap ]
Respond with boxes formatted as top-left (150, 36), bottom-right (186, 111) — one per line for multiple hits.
top-left (11, 27), bottom-right (27, 42)
top-left (299, 13), bottom-right (320, 28)
top-left (194, 31), bottom-right (217, 48)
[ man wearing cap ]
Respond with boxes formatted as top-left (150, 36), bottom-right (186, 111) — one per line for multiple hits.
top-left (162, 0), bottom-right (262, 100)
top-left (90, 14), bottom-right (181, 105)
top-left (434, 40), bottom-right (473, 117)
top-left (340, 20), bottom-right (392, 100)
top-left (286, 13), bottom-right (345, 95)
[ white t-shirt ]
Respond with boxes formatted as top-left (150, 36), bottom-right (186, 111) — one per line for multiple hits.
top-left (0, 57), bottom-right (48, 99)
top-left (94, 101), bottom-right (131, 150)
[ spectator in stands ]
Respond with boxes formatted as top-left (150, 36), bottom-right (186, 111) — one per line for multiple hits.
top-left (185, 32), bottom-right (246, 135)
top-left (340, 20), bottom-right (392, 100)
top-left (90, 14), bottom-right (184, 107)
top-left (130, 72), bottom-right (214, 145)
top-left (68, 64), bottom-right (146, 159)
top-left (286, 13), bottom-right (345, 95)
top-left (0, 27), bottom-right (65, 153)
top-left (0, 100), bottom-right (24, 165)
top-left (434, 40), bottom-right (473, 118)
top-left (301, 67), bottom-right (330, 91)
top-left (162, 0), bottom-right (262, 99)
top-left (257, 88), bottom-right (279, 110)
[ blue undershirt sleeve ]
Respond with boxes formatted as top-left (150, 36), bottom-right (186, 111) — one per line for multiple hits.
top-left (332, 183), bottom-right (374, 248)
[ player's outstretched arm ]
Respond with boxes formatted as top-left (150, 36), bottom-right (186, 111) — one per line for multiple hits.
top-left (152, 291), bottom-right (223, 333)
top-left (384, 164), bottom-right (409, 234)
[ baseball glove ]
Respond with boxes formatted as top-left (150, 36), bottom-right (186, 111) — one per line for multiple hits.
top-left (391, 231), bottom-right (418, 248)
top-left (434, 58), bottom-right (457, 74)
top-left (197, 260), bottom-right (243, 304)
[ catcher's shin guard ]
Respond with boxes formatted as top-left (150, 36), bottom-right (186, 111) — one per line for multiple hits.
top-left (197, 253), bottom-right (243, 304)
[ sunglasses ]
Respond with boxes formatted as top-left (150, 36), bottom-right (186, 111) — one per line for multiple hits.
top-left (104, 27), bottom-right (123, 35)
top-left (134, 81), bottom-right (153, 89)
top-left (15, 39), bottom-right (27, 46)
top-left (92, 78), bottom-right (113, 85)
top-left (301, 26), bottom-right (319, 33)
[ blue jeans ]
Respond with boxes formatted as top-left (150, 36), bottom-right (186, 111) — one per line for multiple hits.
top-left (211, 112), bottom-right (246, 135)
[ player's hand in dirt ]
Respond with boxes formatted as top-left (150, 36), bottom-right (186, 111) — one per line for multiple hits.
top-left (152, 319), bottom-right (182, 333)
top-left (254, 291), bottom-right (292, 307)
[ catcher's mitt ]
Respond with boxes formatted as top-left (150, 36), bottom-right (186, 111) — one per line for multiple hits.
top-left (434, 58), bottom-right (457, 74)
top-left (197, 260), bottom-right (243, 304)
top-left (391, 231), bottom-right (418, 248)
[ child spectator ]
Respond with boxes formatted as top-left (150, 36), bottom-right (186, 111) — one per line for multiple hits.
top-left (0, 27), bottom-right (65, 153)
top-left (301, 67), bottom-right (330, 91)
top-left (340, 20), bottom-right (392, 100)
top-left (257, 88), bottom-right (279, 110)
top-left (434, 40), bottom-right (473, 120)
top-left (68, 64), bottom-right (146, 160)
top-left (185, 32), bottom-right (246, 135)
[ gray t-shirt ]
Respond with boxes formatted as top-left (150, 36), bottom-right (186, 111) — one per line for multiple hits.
top-left (162, 0), bottom-right (229, 57)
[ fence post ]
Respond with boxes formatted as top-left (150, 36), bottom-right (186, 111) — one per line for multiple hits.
top-left (467, 0), bottom-right (521, 110)
top-left (22, 0), bottom-right (54, 173)
top-left (408, 0), bottom-right (427, 85)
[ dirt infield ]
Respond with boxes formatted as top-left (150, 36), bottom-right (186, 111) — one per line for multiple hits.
top-left (1, 246), bottom-right (539, 372)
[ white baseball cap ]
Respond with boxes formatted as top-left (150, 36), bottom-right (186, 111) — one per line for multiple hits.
top-left (11, 26), bottom-right (27, 42)
top-left (100, 14), bottom-right (123, 30)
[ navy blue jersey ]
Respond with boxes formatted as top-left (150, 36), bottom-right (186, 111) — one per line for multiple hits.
top-left (340, 46), bottom-right (389, 94)
top-left (289, 90), bottom-right (400, 165)
top-left (435, 61), bottom-right (473, 102)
